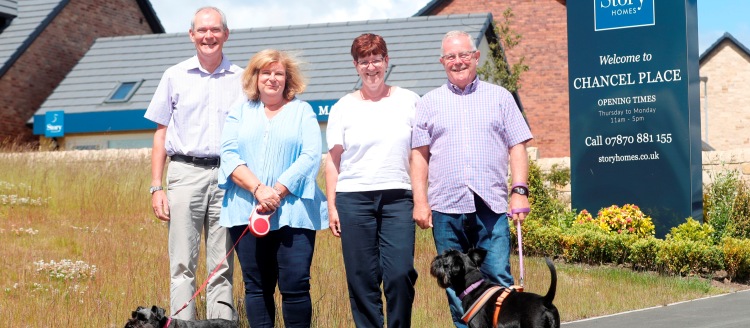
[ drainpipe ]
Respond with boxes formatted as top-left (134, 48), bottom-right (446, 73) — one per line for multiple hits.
top-left (700, 76), bottom-right (708, 143)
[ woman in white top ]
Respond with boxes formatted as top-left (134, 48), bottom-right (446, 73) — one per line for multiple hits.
top-left (325, 33), bottom-right (420, 328)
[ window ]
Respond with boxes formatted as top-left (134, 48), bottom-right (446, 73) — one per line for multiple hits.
top-left (105, 80), bottom-right (143, 103)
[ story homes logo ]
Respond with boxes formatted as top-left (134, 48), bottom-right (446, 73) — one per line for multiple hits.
top-left (594, 0), bottom-right (655, 31)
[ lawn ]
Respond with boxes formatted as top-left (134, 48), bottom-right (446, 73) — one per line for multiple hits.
top-left (0, 149), bottom-right (741, 327)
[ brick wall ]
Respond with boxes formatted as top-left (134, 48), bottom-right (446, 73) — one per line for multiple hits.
top-left (425, 0), bottom-right (570, 158)
top-left (699, 42), bottom-right (750, 150)
top-left (0, 0), bottom-right (158, 143)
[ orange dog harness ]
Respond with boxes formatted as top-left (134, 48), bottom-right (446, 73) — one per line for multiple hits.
top-left (462, 285), bottom-right (523, 327)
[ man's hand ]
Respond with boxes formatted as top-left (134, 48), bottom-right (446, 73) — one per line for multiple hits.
top-left (152, 190), bottom-right (170, 221)
top-left (509, 193), bottom-right (530, 223)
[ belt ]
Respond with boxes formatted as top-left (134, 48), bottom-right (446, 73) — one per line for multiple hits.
top-left (170, 154), bottom-right (220, 167)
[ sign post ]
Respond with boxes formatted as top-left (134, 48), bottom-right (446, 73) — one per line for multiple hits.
top-left (567, 0), bottom-right (702, 237)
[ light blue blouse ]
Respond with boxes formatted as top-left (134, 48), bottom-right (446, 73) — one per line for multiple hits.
top-left (219, 98), bottom-right (328, 230)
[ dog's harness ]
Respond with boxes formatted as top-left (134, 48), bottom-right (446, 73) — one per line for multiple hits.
top-left (461, 284), bottom-right (524, 328)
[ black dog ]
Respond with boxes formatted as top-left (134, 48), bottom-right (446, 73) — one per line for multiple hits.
top-left (124, 301), bottom-right (238, 328)
top-left (430, 248), bottom-right (560, 328)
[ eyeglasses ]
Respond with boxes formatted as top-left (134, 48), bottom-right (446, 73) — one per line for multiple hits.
top-left (357, 58), bottom-right (385, 68)
top-left (441, 50), bottom-right (477, 62)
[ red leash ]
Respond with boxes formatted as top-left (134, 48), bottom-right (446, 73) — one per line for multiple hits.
top-left (171, 224), bottom-right (249, 317)
top-left (171, 206), bottom-right (275, 318)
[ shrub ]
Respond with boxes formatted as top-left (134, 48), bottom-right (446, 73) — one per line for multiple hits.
top-left (704, 169), bottom-right (740, 241)
top-left (721, 237), bottom-right (750, 281)
top-left (544, 164), bottom-right (570, 189)
top-left (666, 217), bottom-right (715, 244)
top-left (628, 237), bottom-right (663, 271)
top-left (560, 226), bottom-right (613, 264)
top-left (573, 204), bottom-right (655, 238)
top-left (526, 161), bottom-right (568, 223)
top-left (729, 182), bottom-right (750, 239)
top-left (514, 218), bottom-right (563, 257)
top-left (574, 209), bottom-right (594, 224)
top-left (657, 239), bottom-right (723, 276)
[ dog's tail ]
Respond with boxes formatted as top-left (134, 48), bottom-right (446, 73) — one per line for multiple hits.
top-left (543, 257), bottom-right (557, 306)
top-left (217, 301), bottom-right (239, 322)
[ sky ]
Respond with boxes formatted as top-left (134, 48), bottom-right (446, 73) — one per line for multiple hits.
top-left (150, 0), bottom-right (749, 55)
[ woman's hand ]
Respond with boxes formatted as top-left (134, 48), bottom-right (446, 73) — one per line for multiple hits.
top-left (255, 185), bottom-right (281, 212)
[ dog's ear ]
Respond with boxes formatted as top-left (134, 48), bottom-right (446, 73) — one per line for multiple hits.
top-left (467, 248), bottom-right (487, 267)
top-left (151, 306), bottom-right (166, 320)
top-left (135, 309), bottom-right (150, 321)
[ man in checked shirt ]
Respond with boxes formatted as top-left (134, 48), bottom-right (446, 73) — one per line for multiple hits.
top-left (144, 6), bottom-right (243, 321)
top-left (411, 30), bottom-right (533, 328)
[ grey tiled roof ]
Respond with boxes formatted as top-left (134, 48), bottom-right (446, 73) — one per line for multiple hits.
top-left (0, 0), bottom-right (18, 18)
top-left (0, 0), bottom-right (64, 76)
top-left (36, 13), bottom-right (493, 116)
top-left (699, 32), bottom-right (750, 63)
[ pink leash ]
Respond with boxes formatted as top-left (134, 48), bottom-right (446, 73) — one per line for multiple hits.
top-left (509, 207), bottom-right (530, 287)
top-left (516, 219), bottom-right (525, 287)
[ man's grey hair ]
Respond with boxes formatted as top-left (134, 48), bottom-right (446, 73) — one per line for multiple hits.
top-left (190, 6), bottom-right (228, 31)
top-left (441, 30), bottom-right (477, 54)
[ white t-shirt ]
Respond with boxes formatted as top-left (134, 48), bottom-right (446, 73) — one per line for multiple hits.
top-left (327, 86), bottom-right (420, 192)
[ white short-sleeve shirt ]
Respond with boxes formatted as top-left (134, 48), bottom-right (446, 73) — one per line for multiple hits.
top-left (326, 86), bottom-right (420, 192)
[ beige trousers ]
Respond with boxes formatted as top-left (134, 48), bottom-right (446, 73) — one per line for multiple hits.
top-left (167, 161), bottom-right (234, 320)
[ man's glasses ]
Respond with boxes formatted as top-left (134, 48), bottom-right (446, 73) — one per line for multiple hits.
top-left (441, 50), bottom-right (477, 62)
top-left (357, 58), bottom-right (385, 68)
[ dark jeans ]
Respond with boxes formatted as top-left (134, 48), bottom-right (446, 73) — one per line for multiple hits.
top-left (431, 193), bottom-right (513, 328)
top-left (229, 225), bottom-right (316, 328)
top-left (336, 189), bottom-right (418, 328)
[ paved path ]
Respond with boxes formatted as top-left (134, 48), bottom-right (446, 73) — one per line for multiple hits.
top-left (562, 289), bottom-right (750, 328)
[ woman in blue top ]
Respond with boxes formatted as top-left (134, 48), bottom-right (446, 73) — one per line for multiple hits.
top-left (219, 49), bottom-right (327, 328)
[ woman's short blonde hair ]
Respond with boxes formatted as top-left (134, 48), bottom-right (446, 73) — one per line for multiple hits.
top-left (242, 49), bottom-right (307, 101)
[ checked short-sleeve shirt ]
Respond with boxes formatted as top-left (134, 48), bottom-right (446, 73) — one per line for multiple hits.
top-left (412, 77), bottom-right (532, 214)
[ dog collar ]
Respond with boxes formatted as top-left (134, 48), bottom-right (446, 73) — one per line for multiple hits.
top-left (163, 317), bottom-right (172, 328)
top-left (459, 279), bottom-right (484, 300)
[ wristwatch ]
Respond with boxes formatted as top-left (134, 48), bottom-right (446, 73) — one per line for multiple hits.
top-left (149, 186), bottom-right (164, 194)
top-left (511, 186), bottom-right (529, 196)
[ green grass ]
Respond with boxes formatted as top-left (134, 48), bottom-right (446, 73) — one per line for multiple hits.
top-left (0, 150), bottom-right (741, 327)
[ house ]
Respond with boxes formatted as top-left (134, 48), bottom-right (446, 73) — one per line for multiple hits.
top-left (416, 0), bottom-right (570, 158)
top-left (0, 0), bottom-right (163, 144)
top-left (698, 32), bottom-right (750, 151)
top-left (31, 13), bottom-right (496, 150)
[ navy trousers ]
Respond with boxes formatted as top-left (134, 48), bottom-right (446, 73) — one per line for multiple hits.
top-left (229, 225), bottom-right (316, 328)
top-left (336, 189), bottom-right (418, 328)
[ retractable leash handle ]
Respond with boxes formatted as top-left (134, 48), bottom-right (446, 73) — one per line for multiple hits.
top-left (509, 207), bottom-right (530, 288)
top-left (250, 206), bottom-right (275, 237)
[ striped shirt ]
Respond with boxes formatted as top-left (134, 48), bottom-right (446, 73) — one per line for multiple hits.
top-left (144, 55), bottom-right (244, 157)
top-left (412, 78), bottom-right (533, 214)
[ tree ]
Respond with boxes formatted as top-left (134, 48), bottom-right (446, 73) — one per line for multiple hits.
top-left (477, 8), bottom-right (529, 93)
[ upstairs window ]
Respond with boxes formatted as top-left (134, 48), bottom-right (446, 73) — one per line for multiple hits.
top-left (104, 80), bottom-right (142, 103)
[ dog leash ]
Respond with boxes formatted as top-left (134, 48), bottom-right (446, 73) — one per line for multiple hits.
top-left (170, 208), bottom-right (276, 321)
top-left (509, 207), bottom-right (530, 287)
top-left (172, 206), bottom-right (275, 316)
top-left (171, 224), bottom-right (248, 317)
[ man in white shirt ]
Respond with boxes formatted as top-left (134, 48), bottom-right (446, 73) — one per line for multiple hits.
top-left (144, 6), bottom-right (243, 320)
